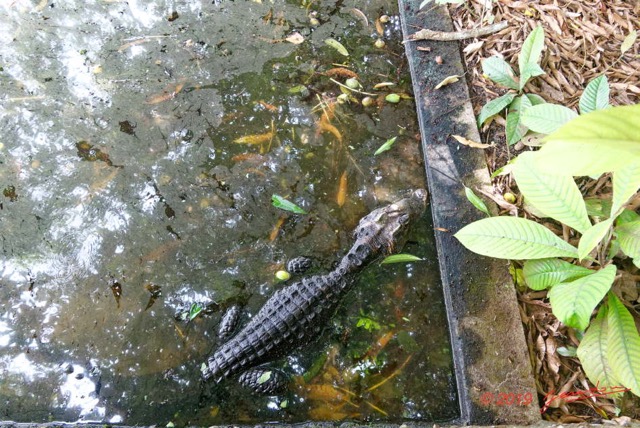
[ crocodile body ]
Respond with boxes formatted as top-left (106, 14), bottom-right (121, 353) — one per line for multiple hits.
top-left (203, 189), bottom-right (428, 391)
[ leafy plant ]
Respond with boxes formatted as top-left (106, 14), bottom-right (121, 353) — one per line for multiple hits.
top-left (477, 26), bottom-right (548, 145)
top-left (457, 104), bottom-right (640, 396)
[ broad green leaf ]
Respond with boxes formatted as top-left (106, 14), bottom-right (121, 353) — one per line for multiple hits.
top-left (525, 93), bottom-right (546, 106)
top-left (579, 75), bottom-right (610, 114)
top-left (463, 186), bottom-right (491, 217)
top-left (513, 152), bottom-right (591, 233)
top-left (454, 216), bottom-right (579, 260)
top-left (548, 265), bottom-right (616, 330)
top-left (616, 220), bottom-right (640, 268)
top-left (523, 258), bottom-right (593, 291)
top-left (617, 209), bottom-right (640, 225)
top-left (584, 197), bottom-right (612, 219)
top-left (578, 218), bottom-right (614, 260)
top-left (477, 92), bottom-right (516, 127)
top-left (506, 95), bottom-right (532, 146)
top-left (521, 104), bottom-right (578, 135)
top-left (381, 253), bottom-right (423, 264)
top-left (607, 292), bottom-right (640, 396)
top-left (519, 62), bottom-right (545, 90)
top-left (324, 38), bottom-right (349, 56)
top-left (537, 105), bottom-right (640, 176)
top-left (481, 56), bottom-right (519, 90)
top-left (271, 194), bottom-right (308, 214)
top-left (518, 26), bottom-right (545, 85)
top-left (577, 305), bottom-right (623, 392)
top-left (374, 136), bottom-right (397, 155)
top-left (611, 161), bottom-right (640, 216)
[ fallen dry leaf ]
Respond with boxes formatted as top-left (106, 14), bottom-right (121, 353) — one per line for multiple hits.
top-left (434, 74), bottom-right (460, 89)
top-left (285, 32), bottom-right (305, 45)
top-left (451, 134), bottom-right (494, 148)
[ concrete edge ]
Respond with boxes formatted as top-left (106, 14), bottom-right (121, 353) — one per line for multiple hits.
top-left (397, 1), bottom-right (541, 424)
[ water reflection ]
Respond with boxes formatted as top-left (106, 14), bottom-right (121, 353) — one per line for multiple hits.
top-left (0, 0), bottom-right (457, 424)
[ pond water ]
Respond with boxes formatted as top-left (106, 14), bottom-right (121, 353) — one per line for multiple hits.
top-left (0, 0), bottom-right (457, 424)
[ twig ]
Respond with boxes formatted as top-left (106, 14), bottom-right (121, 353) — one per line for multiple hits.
top-left (405, 21), bottom-right (508, 43)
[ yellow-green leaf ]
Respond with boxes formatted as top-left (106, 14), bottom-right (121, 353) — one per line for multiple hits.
top-left (611, 161), bottom-right (640, 217)
top-left (577, 218), bottom-right (614, 260)
top-left (577, 305), bottom-right (623, 392)
top-left (548, 265), bottom-right (616, 331)
top-left (523, 258), bottom-right (593, 290)
top-left (324, 38), bottom-right (349, 56)
top-left (607, 292), bottom-right (640, 396)
top-left (514, 152), bottom-right (591, 233)
top-left (537, 105), bottom-right (640, 176)
top-left (381, 254), bottom-right (423, 264)
top-left (455, 216), bottom-right (578, 260)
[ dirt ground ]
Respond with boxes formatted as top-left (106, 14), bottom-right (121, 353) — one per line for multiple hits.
top-left (447, 0), bottom-right (639, 423)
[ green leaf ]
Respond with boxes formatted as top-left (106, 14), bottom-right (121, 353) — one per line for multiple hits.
top-left (577, 305), bottom-right (623, 392)
top-left (381, 253), bottom-right (423, 264)
top-left (607, 292), bottom-right (640, 396)
top-left (520, 104), bottom-right (578, 135)
top-left (518, 26), bottom-right (545, 84)
top-left (463, 186), bottom-right (491, 217)
top-left (525, 93), bottom-right (546, 106)
top-left (481, 56), bottom-right (519, 90)
top-left (324, 38), bottom-right (349, 56)
top-left (584, 197), bottom-right (612, 219)
top-left (188, 303), bottom-right (203, 321)
top-left (506, 95), bottom-right (532, 146)
top-left (454, 216), bottom-right (579, 260)
top-left (615, 220), bottom-right (640, 268)
top-left (611, 161), bottom-right (640, 217)
top-left (578, 218), bottom-right (614, 260)
top-left (537, 105), bottom-right (640, 176)
top-left (617, 209), bottom-right (640, 225)
top-left (523, 258), bottom-right (593, 291)
top-left (519, 62), bottom-right (545, 90)
top-left (374, 136), bottom-right (397, 155)
top-left (257, 371), bottom-right (272, 384)
top-left (579, 75), bottom-right (610, 114)
top-left (477, 92), bottom-right (516, 127)
top-left (513, 152), bottom-right (591, 233)
top-left (271, 194), bottom-right (308, 214)
top-left (557, 346), bottom-right (577, 357)
top-left (548, 265), bottom-right (616, 330)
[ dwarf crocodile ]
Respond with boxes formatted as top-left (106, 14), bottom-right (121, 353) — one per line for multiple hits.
top-left (203, 188), bottom-right (428, 393)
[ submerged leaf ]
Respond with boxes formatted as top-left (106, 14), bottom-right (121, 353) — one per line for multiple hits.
top-left (188, 303), bottom-right (203, 321)
top-left (324, 38), bottom-right (349, 56)
top-left (271, 194), bottom-right (308, 214)
top-left (234, 131), bottom-right (275, 145)
top-left (374, 136), bottom-right (397, 155)
top-left (381, 254), bottom-right (423, 264)
top-left (257, 371), bottom-right (272, 384)
top-left (336, 171), bottom-right (348, 207)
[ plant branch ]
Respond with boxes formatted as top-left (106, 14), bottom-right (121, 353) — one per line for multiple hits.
top-left (404, 21), bottom-right (508, 43)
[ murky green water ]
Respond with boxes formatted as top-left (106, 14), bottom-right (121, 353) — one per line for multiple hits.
top-left (0, 0), bottom-right (457, 424)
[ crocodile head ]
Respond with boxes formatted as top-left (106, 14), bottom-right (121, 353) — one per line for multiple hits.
top-left (353, 188), bottom-right (428, 255)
